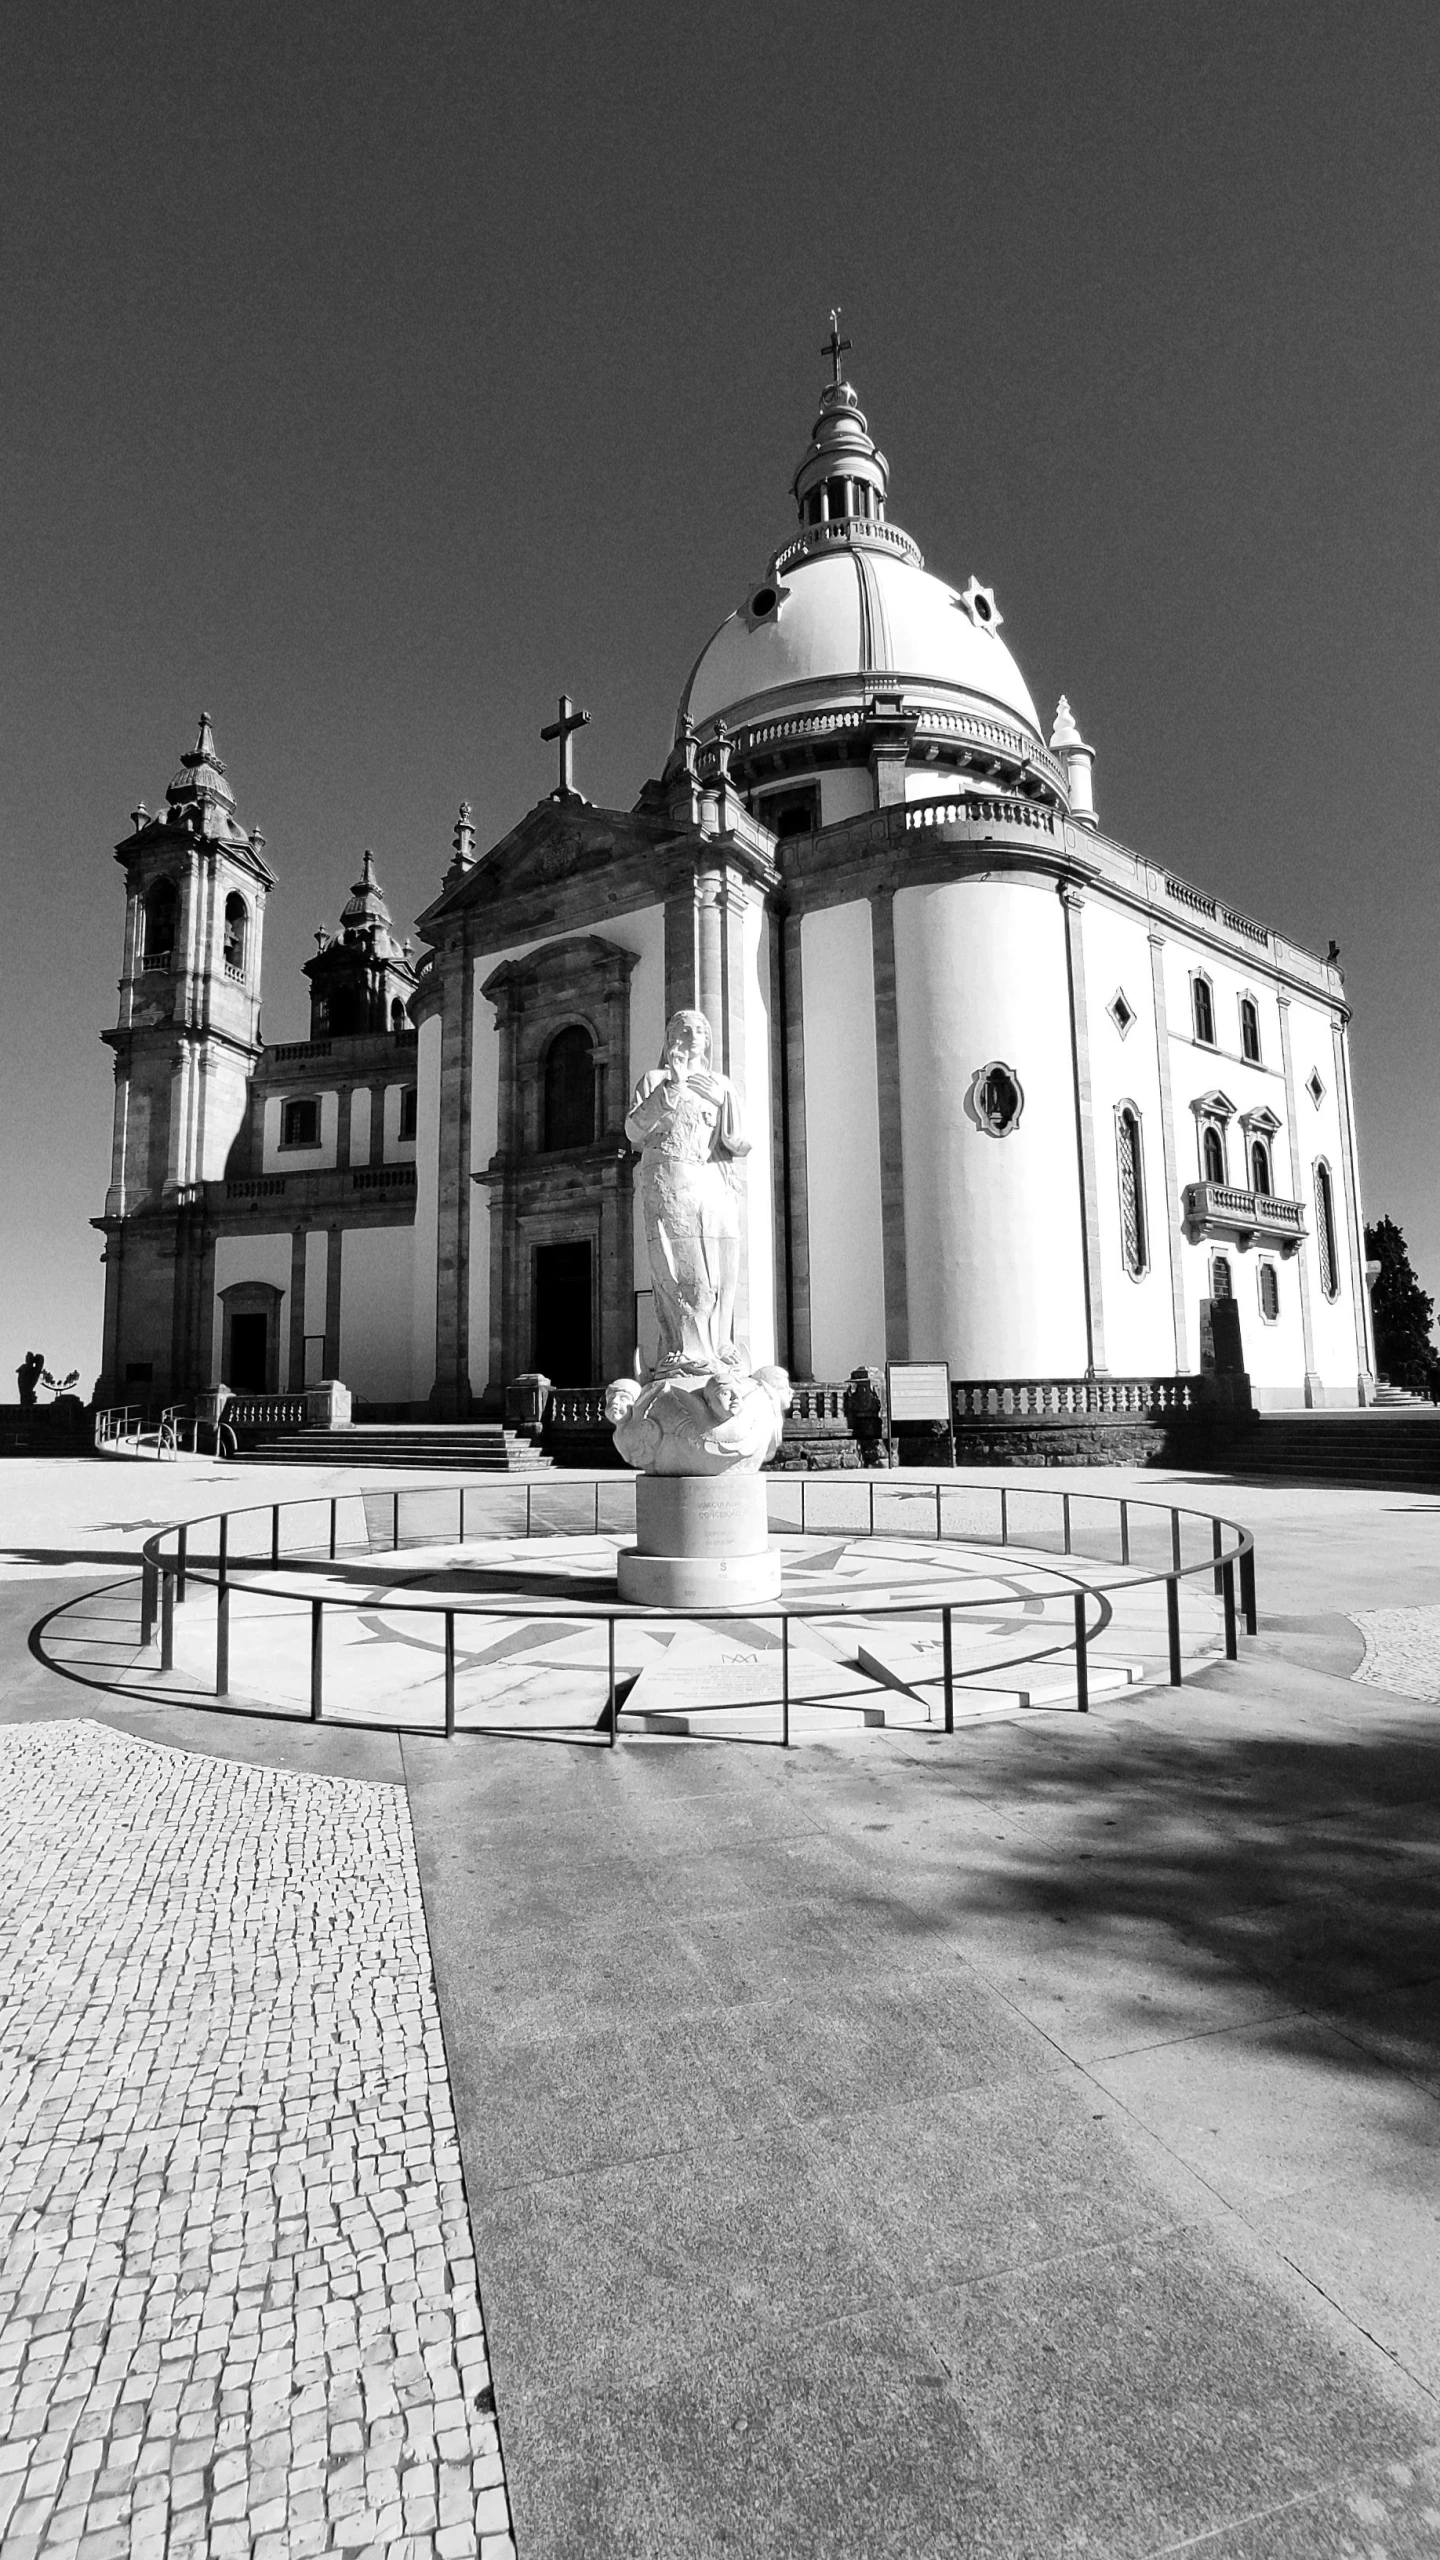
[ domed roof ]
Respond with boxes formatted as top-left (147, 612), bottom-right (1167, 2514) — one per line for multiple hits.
top-left (681, 543), bottom-right (1043, 744)
top-left (674, 344), bottom-right (1055, 789)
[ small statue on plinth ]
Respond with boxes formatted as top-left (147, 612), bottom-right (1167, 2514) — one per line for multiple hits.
top-left (607, 1009), bottom-right (790, 1603)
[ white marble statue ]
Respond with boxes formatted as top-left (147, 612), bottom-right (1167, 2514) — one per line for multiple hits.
top-left (605, 1366), bottom-right (792, 1476)
top-left (625, 1008), bottom-right (748, 1377)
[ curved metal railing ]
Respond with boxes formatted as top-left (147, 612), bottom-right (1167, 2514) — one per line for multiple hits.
top-left (134, 1477), bottom-right (1257, 1748)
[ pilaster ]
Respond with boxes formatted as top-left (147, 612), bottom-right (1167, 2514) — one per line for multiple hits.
top-left (1147, 931), bottom-right (1191, 1371)
top-left (868, 888), bottom-right (909, 1361)
top-left (777, 909), bottom-right (812, 1377)
top-left (1062, 888), bottom-right (1107, 1376)
top-left (1276, 997), bottom-right (1321, 1402)
top-left (1332, 1015), bottom-right (1375, 1387)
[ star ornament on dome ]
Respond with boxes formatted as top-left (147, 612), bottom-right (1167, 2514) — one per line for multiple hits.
top-left (956, 577), bottom-right (1004, 634)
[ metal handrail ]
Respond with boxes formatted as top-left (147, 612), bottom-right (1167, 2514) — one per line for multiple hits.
top-left (136, 1478), bottom-right (1257, 1748)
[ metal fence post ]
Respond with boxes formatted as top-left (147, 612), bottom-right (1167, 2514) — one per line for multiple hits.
top-left (608, 1618), bottom-right (617, 1747)
top-left (459, 1484), bottom-right (467, 1544)
top-left (1239, 1541), bottom-right (1257, 1636)
top-left (1171, 1510), bottom-right (1182, 1574)
top-left (393, 1491), bottom-right (400, 1551)
top-left (310, 1600), bottom-right (324, 1721)
top-left (1119, 1499), bottom-right (1130, 1567)
top-left (176, 1523), bottom-right (188, 1605)
top-left (1212, 1516), bottom-right (1224, 1595)
top-left (781, 1617), bottom-right (790, 1749)
top-left (942, 1605), bottom-right (954, 1736)
top-left (271, 1505), bottom-right (281, 1568)
top-left (1073, 1590), bottom-right (1089, 1713)
top-left (1166, 1576), bottom-right (1182, 1686)
top-left (329, 1499), bottom-right (338, 1562)
top-left (1222, 1559), bottom-right (1238, 1660)
top-left (141, 1558), bottom-right (157, 1647)
top-left (444, 1611), bottom-right (456, 1738)
top-left (1062, 1493), bottom-right (1072, 1556)
top-left (216, 1586), bottom-right (230, 1698)
top-left (1000, 1486), bottom-right (1009, 1548)
top-left (935, 1484), bottom-right (942, 1542)
top-left (160, 1569), bottom-right (174, 1671)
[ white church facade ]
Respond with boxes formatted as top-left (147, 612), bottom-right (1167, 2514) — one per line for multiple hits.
top-left (96, 349), bottom-right (1376, 1434)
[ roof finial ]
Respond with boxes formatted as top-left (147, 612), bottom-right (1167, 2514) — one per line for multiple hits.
top-left (452, 801), bottom-right (476, 867)
top-left (822, 307), bottom-right (852, 388)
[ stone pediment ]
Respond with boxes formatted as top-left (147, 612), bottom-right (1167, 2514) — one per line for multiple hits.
top-left (416, 799), bottom-right (692, 935)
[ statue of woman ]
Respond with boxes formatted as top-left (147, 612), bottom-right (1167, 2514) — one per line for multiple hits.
top-left (625, 1009), bottom-right (748, 1374)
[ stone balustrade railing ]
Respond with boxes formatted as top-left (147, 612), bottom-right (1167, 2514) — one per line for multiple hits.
top-left (951, 1376), bottom-right (1201, 1425)
top-left (772, 517), bottom-right (923, 574)
top-left (1183, 1183), bottom-right (1307, 1251)
top-left (903, 792), bottom-right (1059, 838)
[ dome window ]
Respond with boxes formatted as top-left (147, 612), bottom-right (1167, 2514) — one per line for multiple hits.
top-left (750, 585), bottom-right (778, 622)
top-left (957, 577), bottom-right (1004, 633)
top-left (223, 892), bottom-right (248, 978)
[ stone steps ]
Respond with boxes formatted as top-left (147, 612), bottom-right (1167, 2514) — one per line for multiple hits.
top-left (1227, 1414), bottom-right (1440, 1490)
top-left (235, 1425), bottom-right (555, 1473)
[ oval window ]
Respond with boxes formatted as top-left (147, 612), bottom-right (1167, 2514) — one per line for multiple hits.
top-left (750, 586), bottom-right (778, 620)
top-left (972, 1062), bottom-right (1023, 1137)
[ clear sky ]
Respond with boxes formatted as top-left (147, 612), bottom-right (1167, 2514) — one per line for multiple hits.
top-left (3, 0), bottom-right (1438, 1392)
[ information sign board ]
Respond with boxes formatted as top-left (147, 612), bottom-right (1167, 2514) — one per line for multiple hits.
top-left (886, 1361), bottom-right (952, 1423)
top-left (886, 1361), bottom-right (955, 1467)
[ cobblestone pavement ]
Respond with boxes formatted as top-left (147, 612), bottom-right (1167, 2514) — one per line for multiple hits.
top-left (1351, 1603), bottom-right (1440, 1702)
top-left (0, 1720), bottom-right (515, 2560)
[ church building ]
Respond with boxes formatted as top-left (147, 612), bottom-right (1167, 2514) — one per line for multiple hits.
top-left (95, 342), bottom-right (1377, 1425)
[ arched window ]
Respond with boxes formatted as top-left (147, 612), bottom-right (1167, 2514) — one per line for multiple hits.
top-left (223, 892), bottom-right (248, 977)
top-left (972, 1062), bottom-right (1024, 1137)
top-left (142, 877), bottom-right (178, 970)
top-left (542, 1025), bottom-right (596, 1151)
top-left (1116, 1106), bottom-right (1148, 1276)
top-left (1202, 1123), bottom-right (1226, 1185)
top-left (1315, 1159), bottom-right (1340, 1299)
top-left (1192, 975), bottom-right (1216, 1046)
top-left (1259, 1262), bottom-right (1280, 1322)
top-left (1250, 1137), bottom-right (1272, 1197)
top-left (390, 997), bottom-right (406, 1032)
top-left (1239, 996), bottom-right (1261, 1063)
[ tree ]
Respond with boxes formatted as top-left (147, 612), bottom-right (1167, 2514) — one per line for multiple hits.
top-left (1365, 1217), bottom-right (1440, 1394)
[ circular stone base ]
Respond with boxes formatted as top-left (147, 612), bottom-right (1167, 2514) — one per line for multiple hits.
top-left (616, 1545), bottom-right (784, 1608)
top-left (634, 1471), bottom-right (771, 1558)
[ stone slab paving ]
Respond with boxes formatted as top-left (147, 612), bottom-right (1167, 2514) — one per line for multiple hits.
top-left (1352, 1603), bottom-right (1440, 1702)
top-left (0, 1719), bottom-right (515, 2560)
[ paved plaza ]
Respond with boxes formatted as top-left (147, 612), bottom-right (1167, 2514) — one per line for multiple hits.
top-left (1, 1454), bottom-right (1439, 2556)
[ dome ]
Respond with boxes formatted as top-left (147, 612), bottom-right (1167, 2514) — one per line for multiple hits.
top-left (681, 543), bottom-right (1044, 746)
top-left (671, 339), bottom-right (1066, 808)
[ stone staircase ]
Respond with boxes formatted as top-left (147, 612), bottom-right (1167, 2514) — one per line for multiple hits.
top-left (1226, 1410), bottom-right (1440, 1490)
top-left (234, 1422), bottom-right (554, 1473)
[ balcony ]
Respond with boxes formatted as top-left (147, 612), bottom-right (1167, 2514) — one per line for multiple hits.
top-left (1183, 1182), bottom-right (1307, 1256)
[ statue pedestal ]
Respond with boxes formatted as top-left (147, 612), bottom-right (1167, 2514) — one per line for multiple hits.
top-left (617, 1473), bottom-right (782, 1608)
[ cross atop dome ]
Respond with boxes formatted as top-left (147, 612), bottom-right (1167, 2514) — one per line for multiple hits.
top-left (822, 307), bottom-right (852, 388)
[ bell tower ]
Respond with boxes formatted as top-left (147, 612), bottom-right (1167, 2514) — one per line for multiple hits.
top-left (95, 714), bottom-right (277, 1405)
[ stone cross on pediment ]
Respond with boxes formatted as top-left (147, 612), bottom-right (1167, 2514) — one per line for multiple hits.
top-left (541, 694), bottom-right (591, 799)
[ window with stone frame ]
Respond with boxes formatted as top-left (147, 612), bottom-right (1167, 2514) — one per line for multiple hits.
top-left (542, 1024), bottom-right (598, 1151)
top-left (142, 876), bottom-right (178, 970)
top-left (1116, 1104), bottom-right (1149, 1277)
top-left (1192, 973), bottom-right (1216, 1046)
top-left (1249, 1135), bottom-right (1273, 1197)
top-left (223, 892), bottom-right (249, 977)
top-left (280, 1096), bottom-right (320, 1149)
top-left (1239, 994), bottom-right (1262, 1063)
top-left (1315, 1158), bottom-right (1340, 1299)
top-left (398, 1085), bottom-right (418, 1144)
top-left (1202, 1122), bottom-right (1226, 1185)
top-left (1258, 1260), bottom-right (1281, 1322)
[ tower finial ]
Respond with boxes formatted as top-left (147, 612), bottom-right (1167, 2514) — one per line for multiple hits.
top-left (822, 307), bottom-right (852, 388)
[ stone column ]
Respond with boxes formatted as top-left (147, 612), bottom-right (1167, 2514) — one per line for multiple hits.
top-left (288, 1229), bottom-right (307, 1393)
top-left (324, 1227), bottom-right (343, 1382)
top-left (778, 909), bottom-right (812, 1378)
top-left (429, 941), bottom-right (474, 1415)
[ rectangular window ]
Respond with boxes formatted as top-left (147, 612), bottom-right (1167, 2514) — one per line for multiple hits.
top-left (397, 1086), bottom-right (418, 1142)
top-left (1192, 977), bottom-right (1216, 1046)
top-left (1239, 996), bottom-right (1261, 1063)
top-left (280, 1096), bottom-right (320, 1149)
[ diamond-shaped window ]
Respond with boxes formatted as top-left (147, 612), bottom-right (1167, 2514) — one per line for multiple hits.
top-left (1306, 1068), bottom-right (1325, 1108)
top-left (1108, 990), bottom-right (1135, 1038)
